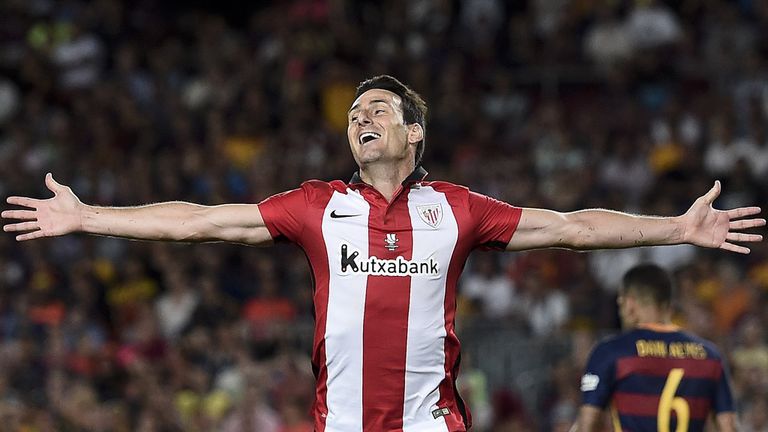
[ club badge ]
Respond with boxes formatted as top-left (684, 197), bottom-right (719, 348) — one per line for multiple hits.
top-left (416, 204), bottom-right (443, 228)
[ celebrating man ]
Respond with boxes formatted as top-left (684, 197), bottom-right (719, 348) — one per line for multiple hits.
top-left (3, 75), bottom-right (763, 432)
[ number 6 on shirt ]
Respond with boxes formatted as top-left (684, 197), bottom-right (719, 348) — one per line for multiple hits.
top-left (658, 368), bottom-right (690, 432)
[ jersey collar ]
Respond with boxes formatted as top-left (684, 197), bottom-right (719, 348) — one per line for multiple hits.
top-left (637, 323), bottom-right (680, 332)
top-left (349, 166), bottom-right (428, 185)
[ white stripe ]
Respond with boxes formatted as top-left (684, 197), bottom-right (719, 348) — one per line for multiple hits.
top-left (322, 189), bottom-right (370, 432)
top-left (403, 186), bottom-right (457, 432)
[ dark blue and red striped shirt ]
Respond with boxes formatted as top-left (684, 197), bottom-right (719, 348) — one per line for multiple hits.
top-left (581, 324), bottom-right (734, 432)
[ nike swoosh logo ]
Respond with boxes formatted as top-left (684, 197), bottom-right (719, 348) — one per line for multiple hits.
top-left (330, 210), bottom-right (361, 219)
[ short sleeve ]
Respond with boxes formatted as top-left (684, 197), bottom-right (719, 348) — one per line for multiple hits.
top-left (581, 342), bottom-right (617, 409)
top-left (713, 357), bottom-right (735, 413)
top-left (468, 191), bottom-right (522, 250)
top-left (257, 187), bottom-right (307, 244)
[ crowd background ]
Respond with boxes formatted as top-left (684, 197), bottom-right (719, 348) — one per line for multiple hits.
top-left (1, 0), bottom-right (767, 431)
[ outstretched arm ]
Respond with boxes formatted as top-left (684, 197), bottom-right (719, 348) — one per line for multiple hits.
top-left (2, 173), bottom-right (274, 246)
top-left (507, 181), bottom-right (764, 254)
top-left (714, 412), bottom-right (737, 432)
top-left (569, 405), bottom-right (604, 432)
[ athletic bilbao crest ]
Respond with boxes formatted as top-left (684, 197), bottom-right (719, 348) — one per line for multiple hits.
top-left (417, 204), bottom-right (443, 228)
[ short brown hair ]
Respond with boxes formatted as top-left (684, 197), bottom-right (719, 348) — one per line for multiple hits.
top-left (621, 264), bottom-right (674, 307)
top-left (355, 75), bottom-right (428, 167)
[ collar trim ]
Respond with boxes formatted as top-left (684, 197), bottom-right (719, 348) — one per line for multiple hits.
top-left (349, 166), bottom-right (428, 185)
top-left (637, 323), bottom-right (680, 332)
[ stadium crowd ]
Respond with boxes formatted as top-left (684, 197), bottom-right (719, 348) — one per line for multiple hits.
top-left (0, 0), bottom-right (767, 430)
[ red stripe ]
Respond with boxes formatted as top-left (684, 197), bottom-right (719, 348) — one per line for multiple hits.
top-left (437, 188), bottom-right (477, 430)
top-left (613, 392), bottom-right (712, 419)
top-left (362, 190), bottom-right (413, 432)
top-left (302, 190), bottom-right (334, 432)
top-left (616, 357), bottom-right (722, 380)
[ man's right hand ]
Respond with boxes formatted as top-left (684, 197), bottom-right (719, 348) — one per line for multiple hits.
top-left (3, 173), bottom-right (83, 241)
top-left (3, 173), bottom-right (275, 245)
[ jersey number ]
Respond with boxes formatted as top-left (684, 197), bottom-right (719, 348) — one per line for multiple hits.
top-left (658, 368), bottom-right (690, 432)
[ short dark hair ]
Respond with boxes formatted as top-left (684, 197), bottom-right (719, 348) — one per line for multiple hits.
top-left (621, 264), bottom-right (674, 307)
top-left (355, 75), bottom-right (428, 167)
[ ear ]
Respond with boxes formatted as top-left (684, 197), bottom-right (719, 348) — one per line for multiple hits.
top-left (622, 295), bottom-right (639, 325)
top-left (623, 295), bottom-right (634, 311)
top-left (407, 123), bottom-right (424, 145)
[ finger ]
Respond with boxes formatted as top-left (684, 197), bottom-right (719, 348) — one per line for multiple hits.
top-left (726, 207), bottom-right (762, 219)
top-left (6, 196), bottom-right (41, 209)
top-left (45, 172), bottom-right (60, 194)
top-left (730, 218), bottom-right (767, 230)
top-left (16, 230), bottom-right (46, 241)
top-left (719, 242), bottom-right (750, 254)
top-left (4, 221), bottom-right (39, 232)
top-left (0, 210), bottom-right (37, 220)
top-left (702, 180), bottom-right (721, 205)
top-left (726, 232), bottom-right (763, 243)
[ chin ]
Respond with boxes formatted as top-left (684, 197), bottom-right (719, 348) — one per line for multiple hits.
top-left (357, 152), bottom-right (384, 165)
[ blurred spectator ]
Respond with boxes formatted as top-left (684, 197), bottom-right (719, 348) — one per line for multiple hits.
top-left (490, 388), bottom-right (533, 432)
top-left (624, 0), bottom-right (682, 50)
top-left (0, 78), bottom-right (20, 125)
top-left (746, 123), bottom-right (768, 180)
top-left (461, 254), bottom-right (521, 320)
top-left (587, 248), bottom-right (643, 292)
top-left (596, 136), bottom-right (652, 207)
top-left (731, 316), bottom-right (768, 401)
top-left (155, 266), bottom-right (199, 340)
top-left (51, 23), bottom-right (104, 90)
top-left (741, 398), bottom-right (768, 432)
top-left (457, 353), bottom-right (493, 431)
top-left (220, 367), bottom-right (281, 432)
top-left (519, 271), bottom-right (570, 337)
top-left (702, 2), bottom-right (757, 76)
top-left (704, 115), bottom-right (750, 176)
top-left (583, 6), bottom-right (633, 68)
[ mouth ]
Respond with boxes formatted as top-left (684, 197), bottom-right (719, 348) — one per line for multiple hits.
top-left (359, 132), bottom-right (381, 145)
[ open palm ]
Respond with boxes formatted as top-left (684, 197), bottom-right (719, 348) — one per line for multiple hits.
top-left (681, 181), bottom-right (765, 254)
top-left (2, 173), bottom-right (84, 241)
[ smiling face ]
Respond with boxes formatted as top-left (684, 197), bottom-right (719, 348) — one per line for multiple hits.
top-left (347, 89), bottom-right (422, 169)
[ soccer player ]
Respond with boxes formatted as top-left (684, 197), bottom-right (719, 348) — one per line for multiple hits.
top-left (575, 264), bottom-right (737, 432)
top-left (2, 75), bottom-right (763, 432)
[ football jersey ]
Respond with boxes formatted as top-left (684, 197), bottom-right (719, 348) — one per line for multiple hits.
top-left (258, 167), bottom-right (522, 432)
top-left (581, 324), bottom-right (734, 432)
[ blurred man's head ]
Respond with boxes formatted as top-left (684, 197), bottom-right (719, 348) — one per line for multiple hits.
top-left (617, 264), bottom-right (674, 328)
top-left (348, 76), bottom-right (426, 169)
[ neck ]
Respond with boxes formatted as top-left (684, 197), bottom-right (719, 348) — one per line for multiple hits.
top-left (634, 307), bottom-right (672, 327)
top-left (359, 161), bottom-right (416, 201)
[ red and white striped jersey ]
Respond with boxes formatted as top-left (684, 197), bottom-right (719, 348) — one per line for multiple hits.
top-left (258, 168), bottom-right (522, 432)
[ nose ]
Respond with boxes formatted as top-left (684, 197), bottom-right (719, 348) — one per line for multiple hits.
top-left (356, 110), bottom-right (372, 125)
